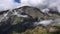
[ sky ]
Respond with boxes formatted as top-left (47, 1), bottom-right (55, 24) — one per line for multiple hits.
top-left (0, 0), bottom-right (32, 11)
top-left (0, 0), bottom-right (22, 11)
top-left (0, 0), bottom-right (60, 13)
top-left (14, 0), bottom-right (21, 3)
top-left (0, 0), bottom-right (47, 11)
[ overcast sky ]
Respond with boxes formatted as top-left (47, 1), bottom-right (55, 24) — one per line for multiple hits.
top-left (0, 0), bottom-right (45, 11)
top-left (0, 0), bottom-right (60, 12)
top-left (0, 0), bottom-right (21, 11)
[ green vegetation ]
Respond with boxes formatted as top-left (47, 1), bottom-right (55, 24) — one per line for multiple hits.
top-left (21, 27), bottom-right (48, 34)
top-left (12, 26), bottom-right (60, 34)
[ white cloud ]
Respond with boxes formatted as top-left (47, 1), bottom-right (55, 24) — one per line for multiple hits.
top-left (0, 0), bottom-right (45, 11)
top-left (0, 0), bottom-right (60, 13)
top-left (0, 0), bottom-right (21, 11)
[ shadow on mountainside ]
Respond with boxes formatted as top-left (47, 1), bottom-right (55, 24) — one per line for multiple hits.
top-left (0, 16), bottom-right (37, 34)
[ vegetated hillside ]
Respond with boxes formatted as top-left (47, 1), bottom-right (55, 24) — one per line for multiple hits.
top-left (0, 6), bottom-right (60, 34)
